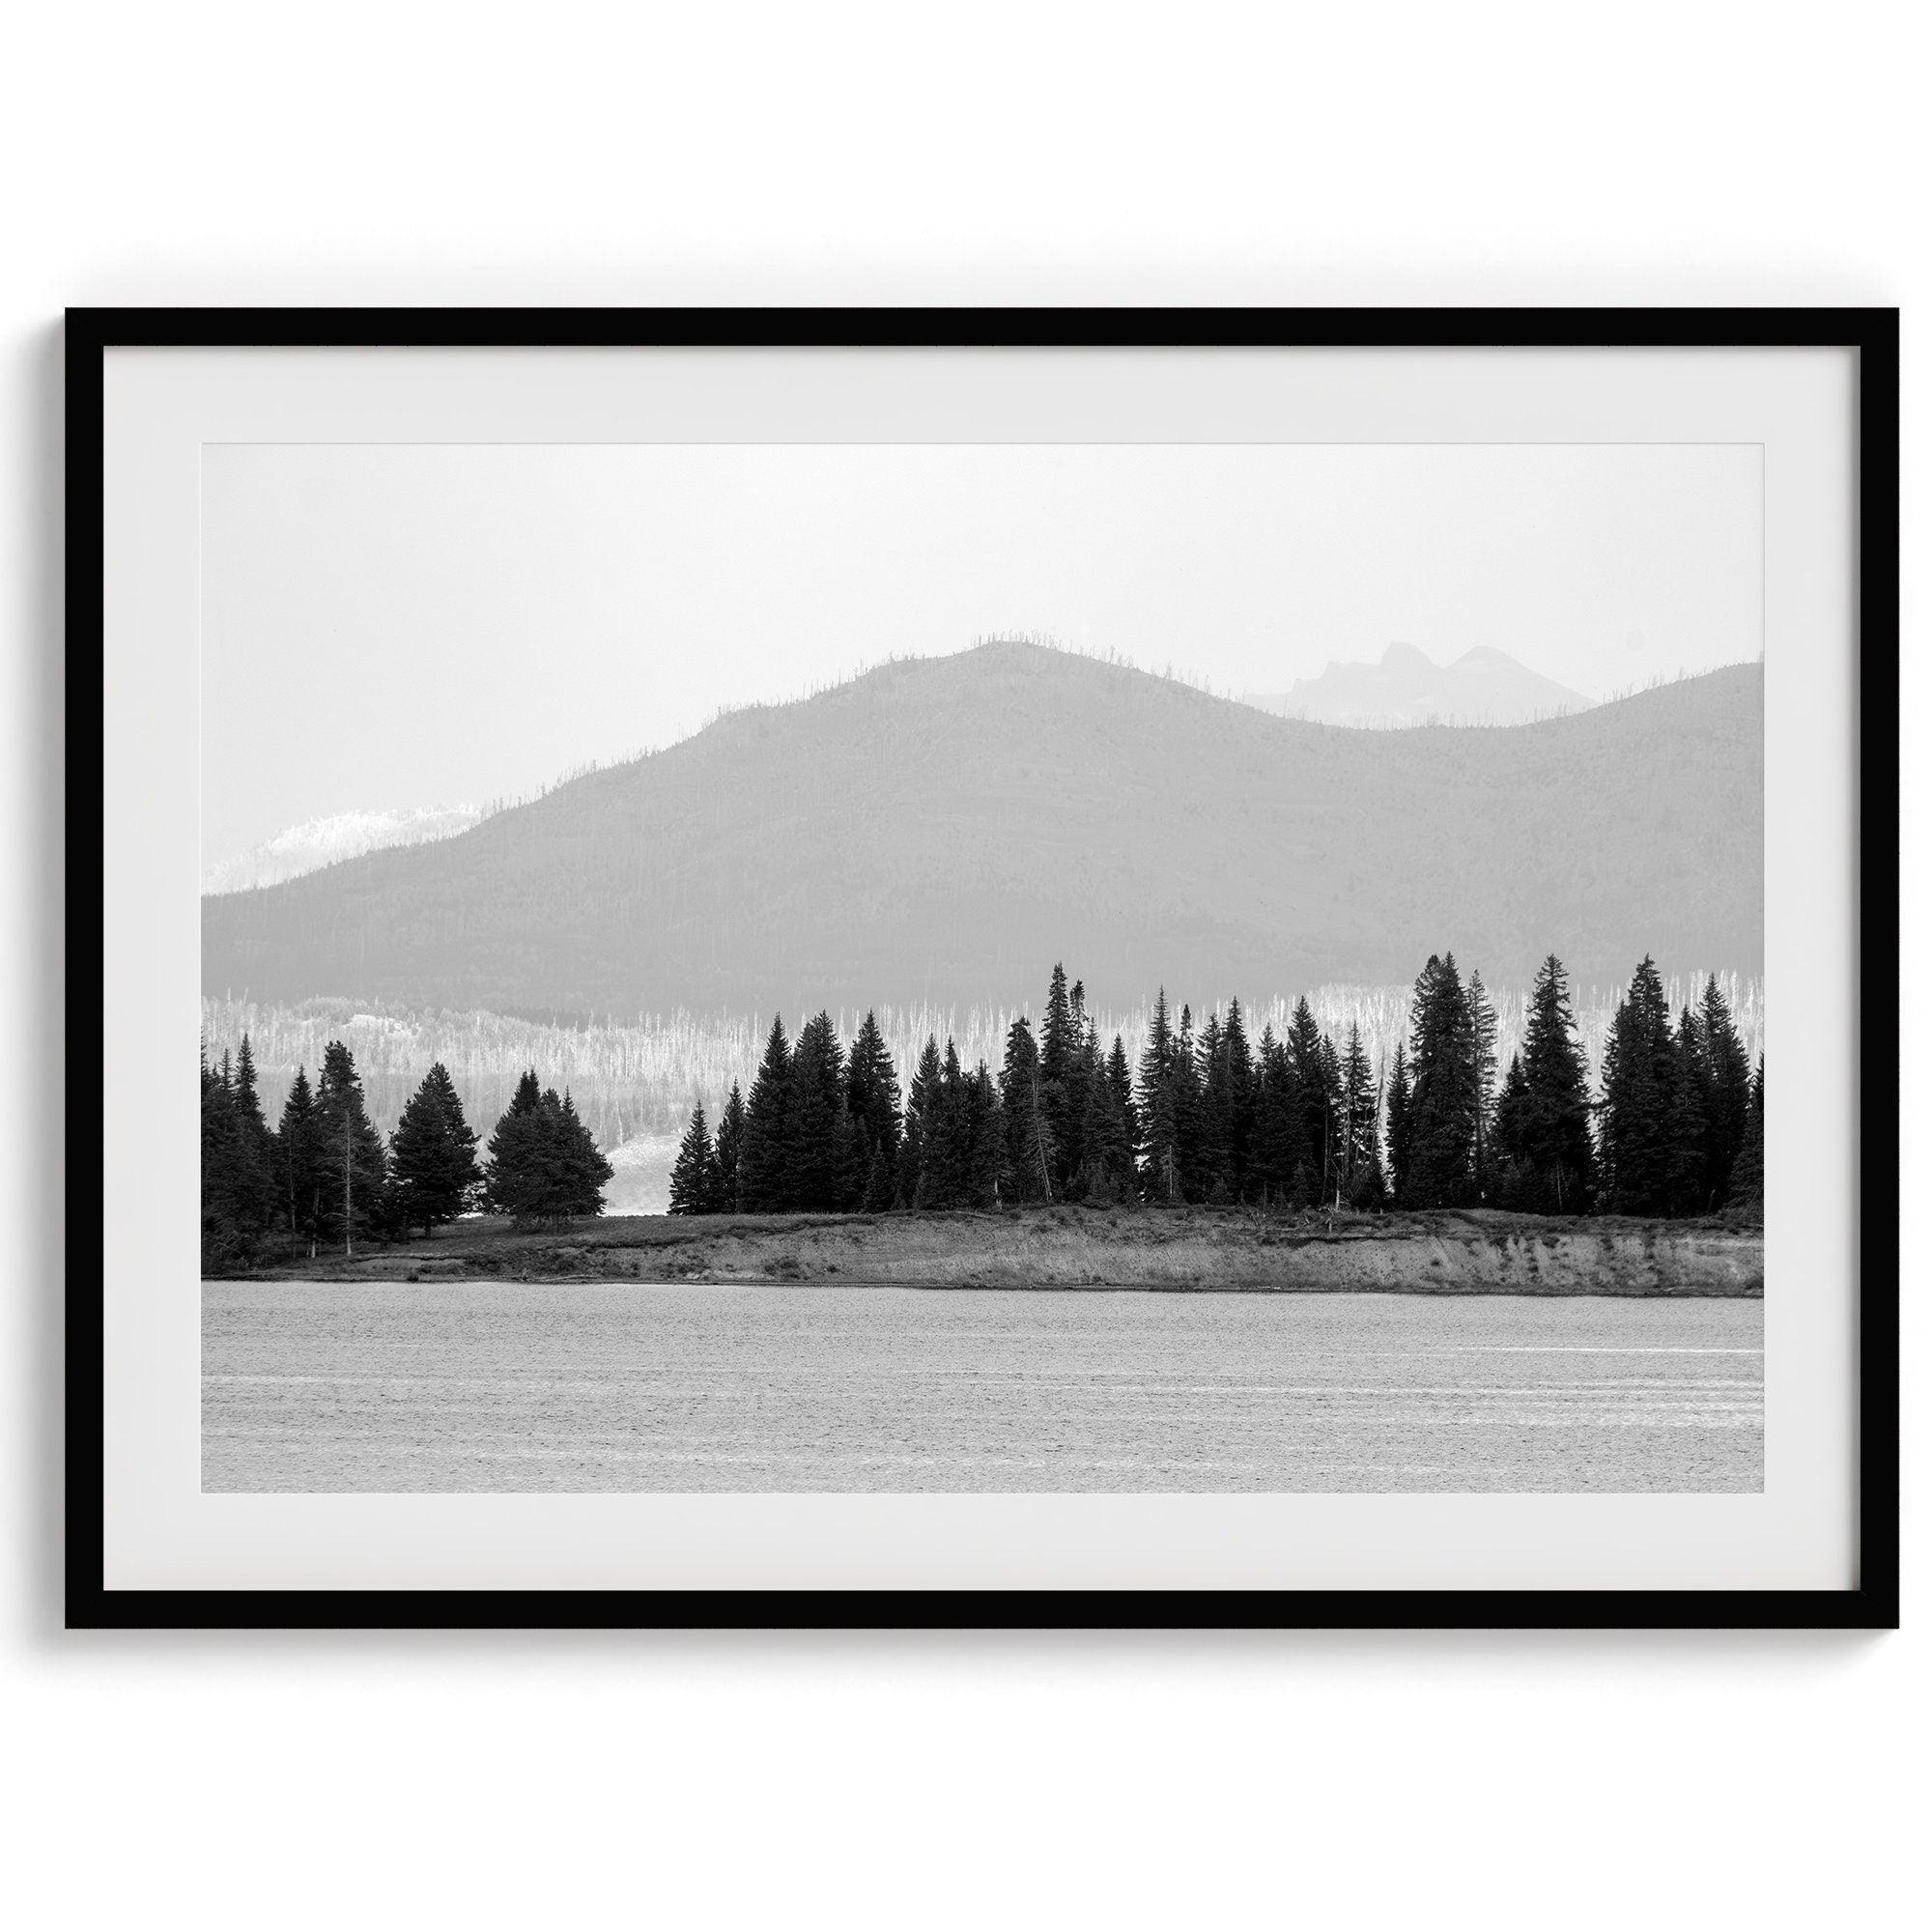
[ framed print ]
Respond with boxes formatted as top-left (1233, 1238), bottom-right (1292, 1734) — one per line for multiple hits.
top-left (68, 307), bottom-right (1898, 1629)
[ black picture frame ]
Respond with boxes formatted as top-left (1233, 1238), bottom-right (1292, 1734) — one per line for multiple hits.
top-left (65, 306), bottom-right (1900, 1632)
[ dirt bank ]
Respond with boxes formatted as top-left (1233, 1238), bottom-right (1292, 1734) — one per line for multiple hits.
top-left (242, 1206), bottom-right (1763, 1296)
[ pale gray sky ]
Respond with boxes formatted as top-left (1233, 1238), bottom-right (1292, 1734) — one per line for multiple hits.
top-left (201, 441), bottom-right (1761, 866)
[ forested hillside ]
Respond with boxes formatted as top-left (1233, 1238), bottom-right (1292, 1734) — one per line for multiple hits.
top-left (202, 640), bottom-right (1762, 1019)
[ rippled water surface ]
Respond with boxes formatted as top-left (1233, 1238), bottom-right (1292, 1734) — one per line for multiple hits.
top-left (202, 1282), bottom-right (1763, 1493)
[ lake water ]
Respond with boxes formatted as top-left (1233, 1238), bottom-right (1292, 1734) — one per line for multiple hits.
top-left (202, 1283), bottom-right (1763, 1493)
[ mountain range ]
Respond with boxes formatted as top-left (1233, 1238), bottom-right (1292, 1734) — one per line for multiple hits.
top-left (202, 640), bottom-right (1762, 1018)
top-left (1245, 641), bottom-right (1592, 727)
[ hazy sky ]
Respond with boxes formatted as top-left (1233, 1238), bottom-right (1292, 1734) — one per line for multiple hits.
top-left (201, 442), bottom-right (1761, 866)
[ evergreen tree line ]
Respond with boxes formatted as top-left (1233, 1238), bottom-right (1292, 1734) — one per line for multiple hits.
top-left (669, 953), bottom-right (1765, 1222)
top-left (201, 1039), bottom-right (612, 1269)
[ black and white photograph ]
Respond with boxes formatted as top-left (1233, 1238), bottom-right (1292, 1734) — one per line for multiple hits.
top-left (14, 10), bottom-right (1920, 1929)
top-left (195, 436), bottom-right (1770, 1498)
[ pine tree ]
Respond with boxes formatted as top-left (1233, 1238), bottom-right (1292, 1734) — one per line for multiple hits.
top-left (738, 1014), bottom-right (794, 1212)
top-left (200, 1044), bottom-right (242, 1272)
top-left (1384, 1037), bottom-right (1412, 1207)
top-left (1163, 1005), bottom-right (1202, 1202)
top-left (1080, 1041), bottom-right (1135, 1202)
top-left (1491, 1052), bottom-right (1533, 1209)
top-left (202, 1037), bottom-right (278, 1269)
top-left (998, 1015), bottom-right (1053, 1204)
top-left (558, 1093), bottom-right (611, 1218)
top-left (1670, 1008), bottom-right (1710, 1214)
top-left (386, 1062), bottom-right (480, 1236)
top-left (1251, 1025), bottom-right (1299, 1207)
top-left (907, 1036), bottom-right (946, 1208)
top-left (1728, 1054), bottom-right (1765, 1214)
top-left (964, 1063), bottom-right (1004, 1208)
top-left (845, 1009), bottom-right (903, 1192)
top-left (783, 1011), bottom-right (850, 1210)
top-left (486, 1085), bottom-right (611, 1227)
top-left (272, 1065), bottom-right (325, 1260)
top-left (1316, 1034), bottom-right (1344, 1204)
top-left (1069, 1017), bottom-right (1108, 1196)
top-left (1196, 1009), bottom-right (1231, 1200)
top-left (1509, 953), bottom-right (1598, 1214)
top-left (1078, 1033), bottom-right (1138, 1203)
top-left (928, 1040), bottom-right (972, 1209)
top-left (1697, 976), bottom-right (1754, 1208)
top-left (1285, 998), bottom-right (1331, 1207)
top-left (1106, 1034), bottom-right (1139, 1161)
top-left (1221, 997), bottom-right (1255, 1201)
top-left (1400, 954), bottom-right (1479, 1208)
top-left (1338, 1021), bottom-right (1378, 1203)
top-left (1136, 988), bottom-right (1182, 1206)
top-left (668, 1104), bottom-right (723, 1215)
top-left (483, 1078), bottom-right (543, 1222)
top-left (476, 1065), bottom-right (544, 1226)
top-left (1601, 955), bottom-right (1685, 1216)
top-left (1038, 964), bottom-right (1078, 1195)
top-left (313, 1039), bottom-right (388, 1254)
top-left (229, 1035), bottom-right (278, 1238)
top-left (713, 1081), bottom-right (747, 1213)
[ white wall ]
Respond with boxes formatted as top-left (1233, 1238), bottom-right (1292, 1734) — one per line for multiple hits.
top-left (3, 5), bottom-right (1919, 1926)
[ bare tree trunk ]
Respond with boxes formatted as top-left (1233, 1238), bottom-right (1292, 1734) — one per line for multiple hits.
top-left (1030, 1069), bottom-right (1052, 1203)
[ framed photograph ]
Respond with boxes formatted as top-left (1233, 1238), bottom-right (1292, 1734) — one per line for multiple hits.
top-left (69, 307), bottom-right (1897, 1629)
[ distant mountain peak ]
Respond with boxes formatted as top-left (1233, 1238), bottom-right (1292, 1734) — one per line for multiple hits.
top-left (1380, 640), bottom-right (1434, 670)
top-left (1246, 642), bottom-right (1593, 728)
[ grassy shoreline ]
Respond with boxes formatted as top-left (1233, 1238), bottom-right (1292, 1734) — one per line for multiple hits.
top-left (222, 1204), bottom-right (1764, 1297)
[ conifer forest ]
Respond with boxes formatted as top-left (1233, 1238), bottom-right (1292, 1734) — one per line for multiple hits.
top-left (202, 948), bottom-right (1764, 1270)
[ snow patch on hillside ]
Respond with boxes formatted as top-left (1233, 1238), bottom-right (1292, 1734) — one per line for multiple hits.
top-left (203, 806), bottom-right (484, 895)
